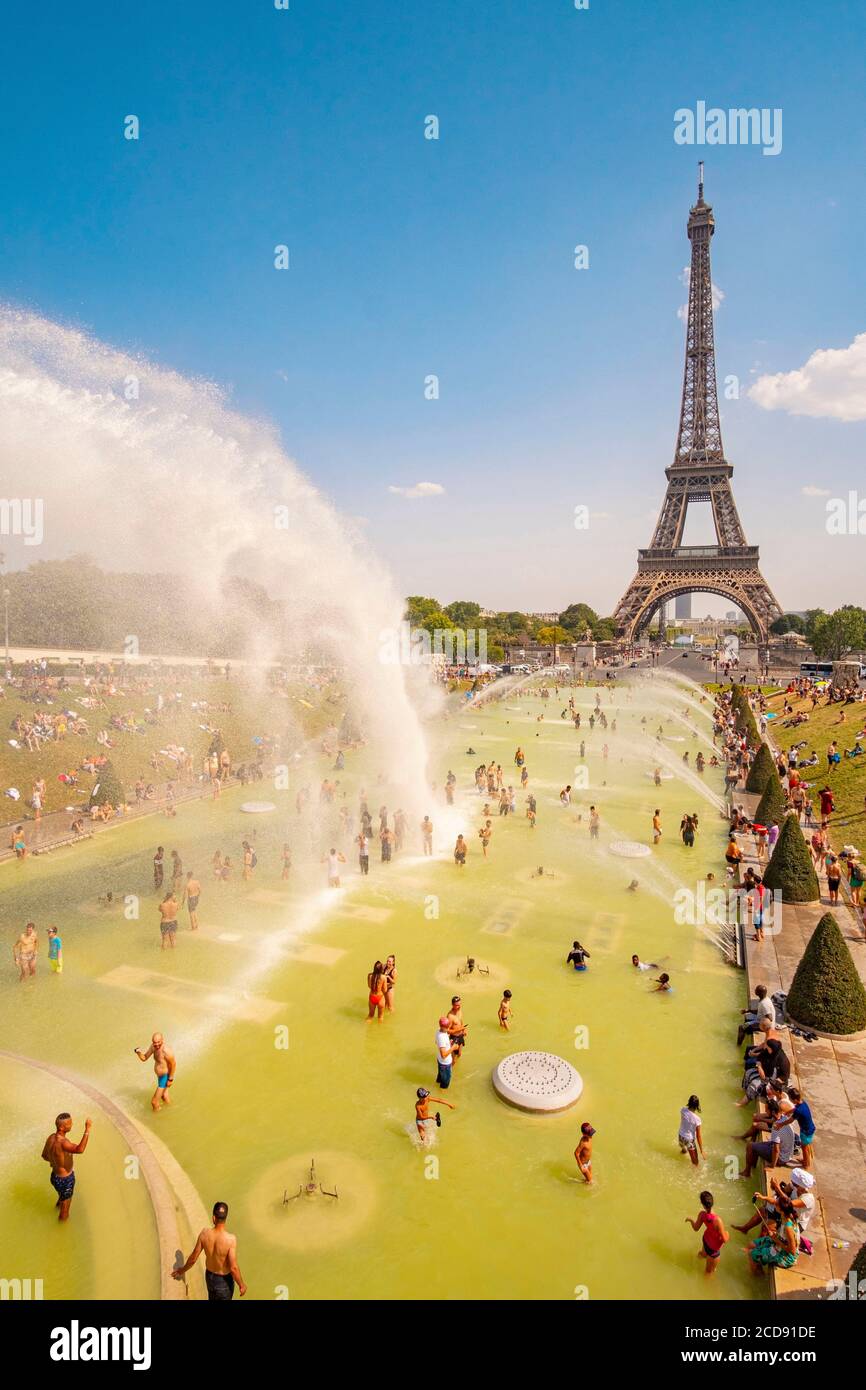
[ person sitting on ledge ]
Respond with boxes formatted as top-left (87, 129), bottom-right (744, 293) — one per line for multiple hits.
top-left (737, 984), bottom-right (774, 1046)
top-left (737, 1078), bottom-right (796, 1177)
top-left (745, 1196), bottom-right (800, 1276)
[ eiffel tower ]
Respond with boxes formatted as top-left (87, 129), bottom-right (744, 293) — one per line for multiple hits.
top-left (613, 166), bottom-right (782, 644)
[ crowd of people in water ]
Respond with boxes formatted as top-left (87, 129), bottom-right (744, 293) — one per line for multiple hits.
top-left (13, 666), bottom-right (862, 1298)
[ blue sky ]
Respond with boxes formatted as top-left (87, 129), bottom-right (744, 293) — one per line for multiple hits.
top-left (3, 0), bottom-right (865, 615)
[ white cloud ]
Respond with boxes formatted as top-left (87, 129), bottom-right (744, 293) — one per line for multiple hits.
top-left (749, 333), bottom-right (866, 421)
top-left (801, 485), bottom-right (830, 497)
top-left (677, 265), bottom-right (725, 323)
top-left (388, 481), bottom-right (445, 499)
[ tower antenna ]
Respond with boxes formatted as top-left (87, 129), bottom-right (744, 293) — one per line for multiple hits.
top-left (698, 161), bottom-right (704, 200)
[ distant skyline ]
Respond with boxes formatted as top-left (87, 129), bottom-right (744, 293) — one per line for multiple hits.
top-left (2, 1), bottom-right (865, 618)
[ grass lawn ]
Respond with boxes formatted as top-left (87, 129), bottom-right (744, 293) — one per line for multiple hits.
top-left (0, 674), bottom-right (344, 821)
top-left (763, 689), bottom-right (866, 848)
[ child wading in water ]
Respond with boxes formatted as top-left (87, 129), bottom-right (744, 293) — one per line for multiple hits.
top-left (678, 1094), bottom-right (705, 1167)
top-left (574, 1122), bottom-right (596, 1183)
top-left (498, 990), bottom-right (513, 1030)
top-left (414, 1087), bottom-right (454, 1144)
top-left (685, 1190), bottom-right (729, 1275)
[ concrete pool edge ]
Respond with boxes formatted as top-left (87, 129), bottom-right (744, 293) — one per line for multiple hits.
top-left (0, 1050), bottom-right (208, 1301)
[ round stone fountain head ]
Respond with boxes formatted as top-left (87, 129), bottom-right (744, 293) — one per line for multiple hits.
top-left (608, 840), bottom-right (652, 858)
top-left (492, 1051), bottom-right (583, 1113)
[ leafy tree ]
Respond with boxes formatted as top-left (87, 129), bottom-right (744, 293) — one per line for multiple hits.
top-left (404, 596), bottom-right (454, 636)
top-left (803, 609), bottom-right (825, 645)
top-left (770, 613), bottom-right (806, 636)
top-left (811, 606), bottom-right (866, 661)
top-left (536, 625), bottom-right (571, 645)
top-left (496, 611), bottom-right (531, 636)
top-left (786, 912), bottom-right (866, 1033)
top-left (3, 556), bottom-right (285, 658)
top-left (762, 813), bottom-right (820, 902)
top-left (592, 618), bottom-right (616, 641)
top-left (444, 600), bottom-right (481, 628)
top-left (559, 602), bottom-right (599, 635)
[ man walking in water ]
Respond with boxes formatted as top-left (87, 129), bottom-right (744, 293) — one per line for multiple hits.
top-left (171, 1200), bottom-right (247, 1300)
top-left (135, 1031), bottom-right (177, 1111)
top-left (41, 1112), bottom-right (91, 1221)
top-left (421, 816), bottom-right (433, 855)
top-left (182, 870), bottom-right (201, 930)
top-left (13, 921), bottom-right (39, 981)
top-left (574, 1122), bottom-right (595, 1184)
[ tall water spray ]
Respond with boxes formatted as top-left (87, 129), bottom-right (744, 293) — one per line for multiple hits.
top-left (0, 306), bottom-right (429, 800)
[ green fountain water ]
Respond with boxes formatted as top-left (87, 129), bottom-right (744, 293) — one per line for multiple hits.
top-left (1, 677), bottom-right (760, 1301)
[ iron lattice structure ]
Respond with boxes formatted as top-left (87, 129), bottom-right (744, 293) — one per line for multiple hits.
top-left (613, 170), bottom-right (782, 643)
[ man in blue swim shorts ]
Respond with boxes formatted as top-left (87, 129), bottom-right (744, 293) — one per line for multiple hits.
top-left (41, 1112), bottom-right (91, 1221)
top-left (135, 1031), bottom-right (177, 1111)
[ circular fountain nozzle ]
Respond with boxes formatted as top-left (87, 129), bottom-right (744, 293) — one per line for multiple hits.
top-left (492, 1051), bottom-right (583, 1113)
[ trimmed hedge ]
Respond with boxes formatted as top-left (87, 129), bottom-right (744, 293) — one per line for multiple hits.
top-left (746, 742), bottom-right (776, 795)
top-left (754, 771), bottom-right (786, 827)
top-left (786, 912), bottom-right (866, 1034)
top-left (740, 706), bottom-right (761, 748)
top-left (730, 684), bottom-right (760, 747)
top-left (762, 813), bottom-right (820, 902)
top-left (88, 760), bottom-right (127, 809)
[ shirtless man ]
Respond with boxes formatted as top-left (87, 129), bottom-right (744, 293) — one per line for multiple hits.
top-left (478, 820), bottom-right (492, 858)
top-left (574, 1122), bottom-right (595, 1184)
top-left (158, 892), bottom-right (179, 950)
top-left (135, 1031), bottom-right (177, 1111)
top-left (414, 1086), bottom-right (455, 1144)
top-left (171, 1201), bottom-right (247, 1300)
top-left (446, 996), bottom-right (467, 1059)
top-left (421, 816), bottom-right (433, 855)
top-left (182, 871), bottom-right (201, 930)
top-left (41, 1112), bottom-right (91, 1220)
top-left (13, 921), bottom-right (38, 981)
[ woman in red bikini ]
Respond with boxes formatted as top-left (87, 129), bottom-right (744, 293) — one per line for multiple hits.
top-left (366, 961), bottom-right (386, 1022)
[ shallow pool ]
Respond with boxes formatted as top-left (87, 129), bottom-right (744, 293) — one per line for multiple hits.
top-left (0, 679), bottom-right (761, 1300)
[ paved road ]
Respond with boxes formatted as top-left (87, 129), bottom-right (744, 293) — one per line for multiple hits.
top-left (608, 648), bottom-right (803, 686)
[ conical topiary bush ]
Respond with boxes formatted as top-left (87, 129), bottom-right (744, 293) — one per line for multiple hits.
top-left (746, 742), bottom-right (776, 794)
top-left (730, 685), bottom-right (746, 716)
top-left (754, 770), bottom-right (786, 826)
top-left (786, 912), bottom-right (866, 1034)
top-left (88, 760), bottom-right (127, 809)
top-left (763, 812), bottom-right (820, 902)
top-left (739, 705), bottom-right (761, 748)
